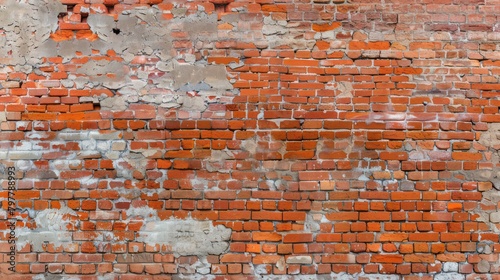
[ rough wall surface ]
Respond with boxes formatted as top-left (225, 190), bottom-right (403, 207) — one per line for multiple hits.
top-left (1, 0), bottom-right (500, 279)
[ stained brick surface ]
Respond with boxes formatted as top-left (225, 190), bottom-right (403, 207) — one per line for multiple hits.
top-left (1, 0), bottom-right (500, 279)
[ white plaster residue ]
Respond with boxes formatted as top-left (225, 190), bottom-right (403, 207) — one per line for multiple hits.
top-left (17, 206), bottom-right (78, 252)
top-left (434, 273), bottom-right (465, 280)
top-left (126, 206), bottom-right (159, 221)
top-left (137, 216), bottom-right (232, 257)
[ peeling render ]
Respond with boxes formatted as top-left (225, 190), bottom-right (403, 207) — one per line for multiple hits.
top-left (83, 7), bottom-right (232, 112)
top-left (137, 219), bottom-right (232, 257)
top-left (0, 0), bottom-right (65, 66)
top-left (17, 206), bottom-right (78, 252)
top-left (465, 123), bottom-right (500, 233)
top-left (75, 60), bottom-right (130, 90)
top-left (1, 0), bottom-right (234, 112)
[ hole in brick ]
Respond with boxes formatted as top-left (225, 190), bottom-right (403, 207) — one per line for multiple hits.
top-left (214, 4), bottom-right (227, 13)
top-left (112, 28), bottom-right (121, 35)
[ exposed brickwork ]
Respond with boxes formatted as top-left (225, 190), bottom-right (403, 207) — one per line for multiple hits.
top-left (1, 0), bottom-right (500, 279)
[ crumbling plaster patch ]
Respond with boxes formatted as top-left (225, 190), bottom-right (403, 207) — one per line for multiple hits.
top-left (262, 16), bottom-right (316, 50)
top-left (478, 123), bottom-right (500, 164)
top-left (0, 0), bottom-right (65, 67)
top-left (464, 123), bottom-right (500, 234)
top-left (17, 206), bottom-right (78, 252)
top-left (138, 220), bottom-right (231, 257)
top-left (1, 0), bottom-right (235, 113)
top-left (129, 206), bottom-right (232, 257)
top-left (84, 7), bottom-right (233, 113)
top-left (0, 1), bottom-right (241, 186)
top-left (75, 60), bottom-right (131, 90)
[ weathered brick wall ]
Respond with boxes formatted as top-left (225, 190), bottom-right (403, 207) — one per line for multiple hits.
top-left (1, 0), bottom-right (500, 279)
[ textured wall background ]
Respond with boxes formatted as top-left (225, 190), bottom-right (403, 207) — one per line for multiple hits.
top-left (1, 0), bottom-right (500, 279)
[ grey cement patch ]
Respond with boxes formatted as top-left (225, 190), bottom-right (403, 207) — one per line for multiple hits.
top-left (58, 40), bottom-right (92, 62)
top-left (172, 62), bottom-right (233, 90)
top-left (464, 123), bottom-right (500, 189)
top-left (180, 95), bottom-right (208, 111)
top-left (336, 81), bottom-right (354, 97)
top-left (465, 123), bottom-right (500, 234)
top-left (471, 189), bottom-right (500, 233)
top-left (0, 1), bottom-right (233, 116)
top-left (434, 273), bottom-right (465, 280)
top-left (470, 168), bottom-right (500, 190)
top-left (99, 95), bottom-right (128, 111)
top-left (476, 259), bottom-right (491, 273)
top-left (115, 154), bottom-right (154, 179)
top-left (137, 218), bottom-right (231, 257)
top-left (0, 0), bottom-right (65, 66)
top-left (87, 7), bottom-right (232, 112)
top-left (304, 213), bottom-right (321, 232)
top-left (262, 17), bottom-right (316, 50)
top-left (479, 123), bottom-right (500, 149)
top-left (286, 256), bottom-right (312, 264)
top-left (443, 262), bottom-right (459, 272)
top-left (76, 60), bottom-right (130, 90)
top-left (17, 206), bottom-right (78, 252)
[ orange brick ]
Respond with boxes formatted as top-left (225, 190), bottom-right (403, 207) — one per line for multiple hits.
top-left (371, 255), bottom-right (404, 264)
top-left (312, 22), bottom-right (342, 32)
top-left (283, 233), bottom-right (313, 243)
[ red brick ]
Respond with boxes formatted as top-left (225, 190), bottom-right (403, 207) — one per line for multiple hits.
top-left (371, 255), bottom-right (404, 263)
top-left (326, 212), bottom-right (359, 221)
top-left (252, 232), bottom-right (282, 242)
top-left (219, 211), bottom-right (251, 220)
top-left (220, 254), bottom-right (252, 263)
top-left (322, 254), bottom-right (356, 263)
top-left (452, 152), bottom-right (483, 161)
top-left (409, 233), bottom-right (439, 242)
top-left (283, 233), bottom-right (313, 243)
top-left (252, 211), bottom-right (282, 221)
top-left (380, 152), bottom-right (408, 161)
top-left (312, 22), bottom-right (342, 32)
top-left (360, 212), bottom-right (390, 221)
top-left (391, 192), bottom-right (421, 201)
top-left (379, 233), bottom-right (409, 242)
top-left (252, 255), bottom-right (282, 264)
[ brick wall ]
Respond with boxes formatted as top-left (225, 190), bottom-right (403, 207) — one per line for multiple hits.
top-left (1, 0), bottom-right (500, 279)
